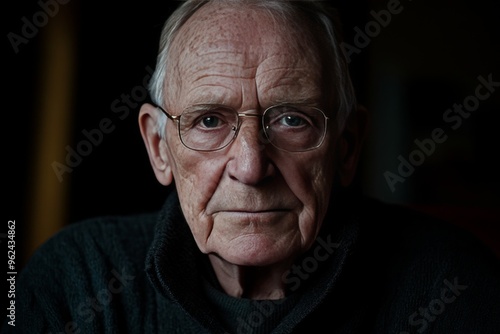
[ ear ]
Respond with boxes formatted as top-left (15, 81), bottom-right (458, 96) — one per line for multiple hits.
top-left (336, 104), bottom-right (369, 187)
top-left (138, 103), bottom-right (173, 186)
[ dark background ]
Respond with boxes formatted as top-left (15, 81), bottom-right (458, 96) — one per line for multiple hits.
top-left (5, 0), bottom-right (500, 282)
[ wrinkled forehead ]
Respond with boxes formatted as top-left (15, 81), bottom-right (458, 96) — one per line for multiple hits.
top-left (167, 2), bottom-right (323, 81)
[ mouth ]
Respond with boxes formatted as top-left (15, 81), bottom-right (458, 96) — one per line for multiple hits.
top-left (210, 209), bottom-right (296, 232)
top-left (217, 209), bottom-right (291, 214)
top-left (213, 209), bottom-right (293, 222)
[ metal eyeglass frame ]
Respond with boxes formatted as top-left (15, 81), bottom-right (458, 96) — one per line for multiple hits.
top-left (154, 103), bottom-right (329, 153)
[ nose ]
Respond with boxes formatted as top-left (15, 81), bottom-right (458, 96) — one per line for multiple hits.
top-left (226, 116), bottom-right (275, 185)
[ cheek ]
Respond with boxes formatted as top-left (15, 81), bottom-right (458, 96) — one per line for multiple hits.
top-left (167, 143), bottom-right (227, 246)
top-left (166, 131), bottom-right (218, 206)
top-left (278, 148), bottom-right (336, 237)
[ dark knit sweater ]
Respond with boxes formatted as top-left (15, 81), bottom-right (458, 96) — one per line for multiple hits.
top-left (3, 190), bottom-right (500, 333)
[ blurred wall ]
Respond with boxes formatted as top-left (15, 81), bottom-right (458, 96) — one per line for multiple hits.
top-left (357, 0), bottom-right (500, 256)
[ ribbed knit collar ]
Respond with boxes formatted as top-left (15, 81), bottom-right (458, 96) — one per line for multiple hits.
top-left (145, 189), bottom-right (360, 333)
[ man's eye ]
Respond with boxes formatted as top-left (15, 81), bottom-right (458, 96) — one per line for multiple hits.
top-left (280, 115), bottom-right (306, 127)
top-left (182, 106), bottom-right (236, 132)
top-left (200, 115), bottom-right (221, 128)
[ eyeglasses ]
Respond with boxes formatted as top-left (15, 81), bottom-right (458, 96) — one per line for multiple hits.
top-left (155, 103), bottom-right (329, 152)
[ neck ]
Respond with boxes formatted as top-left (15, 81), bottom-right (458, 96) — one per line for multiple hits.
top-left (208, 254), bottom-right (293, 300)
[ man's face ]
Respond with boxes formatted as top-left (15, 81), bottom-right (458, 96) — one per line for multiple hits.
top-left (160, 4), bottom-right (340, 267)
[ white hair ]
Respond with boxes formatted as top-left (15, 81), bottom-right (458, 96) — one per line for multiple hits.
top-left (149, 0), bottom-right (357, 137)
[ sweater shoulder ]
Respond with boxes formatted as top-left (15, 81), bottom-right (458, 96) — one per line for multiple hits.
top-left (20, 211), bottom-right (159, 285)
top-left (352, 197), bottom-right (500, 330)
top-left (12, 212), bottom-right (167, 333)
top-left (46, 211), bottom-right (157, 253)
top-left (356, 196), bottom-right (500, 297)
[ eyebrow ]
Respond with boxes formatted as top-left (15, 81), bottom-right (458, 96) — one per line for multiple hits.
top-left (183, 93), bottom-right (235, 109)
top-left (182, 92), bottom-right (324, 112)
top-left (181, 100), bottom-right (324, 115)
top-left (265, 97), bottom-right (324, 110)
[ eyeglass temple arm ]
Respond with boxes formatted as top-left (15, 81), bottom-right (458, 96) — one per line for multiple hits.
top-left (155, 104), bottom-right (180, 122)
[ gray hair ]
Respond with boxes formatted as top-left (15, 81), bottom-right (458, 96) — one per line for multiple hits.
top-left (149, 0), bottom-right (357, 137)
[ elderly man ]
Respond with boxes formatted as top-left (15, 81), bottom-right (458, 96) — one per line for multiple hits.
top-left (139, 0), bottom-right (362, 302)
top-left (7, 1), bottom-right (500, 333)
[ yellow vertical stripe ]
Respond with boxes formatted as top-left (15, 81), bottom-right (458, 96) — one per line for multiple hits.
top-left (26, 9), bottom-right (75, 264)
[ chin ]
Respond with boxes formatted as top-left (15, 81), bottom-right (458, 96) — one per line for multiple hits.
top-left (219, 234), bottom-right (295, 267)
